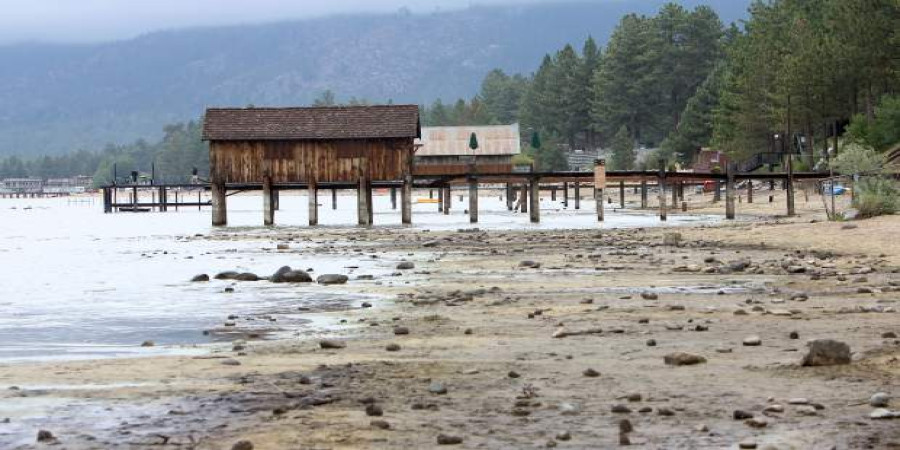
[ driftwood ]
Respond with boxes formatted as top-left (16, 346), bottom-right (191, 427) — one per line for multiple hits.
top-left (552, 327), bottom-right (602, 338)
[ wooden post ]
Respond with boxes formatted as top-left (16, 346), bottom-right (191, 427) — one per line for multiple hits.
top-left (308, 179), bottom-right (318, 226)
top-left (786, 154), bottom-right (795, 216)
top-left (212, 179), bottom-right (227, 226)
top-left (658, 160), bottom-right (667, 222)
top-left (595, 159), bottom-right (606, 222)
top-left (551, 187), bottom-right (557, 201)
top-left (174, 191), bottom-right (178, 212)
top-left (429, 189), bottom-right (434, 199)
top-left (103, 188), bottom-right (112, 213)
top-left (401, 174), bottom-right (412, 225)
top-left (357, 176), bottom-right (370, 225)
top-left (443, 186), bottom-right (451, 215)
top-left (263, 175), bottom-right (274, 226)
top-left (725, 164), bottom-right (736, 220)
top-left (438, 187), bottom-right (444, 212)
top-left (390, 187), bottom-right (397, 210)
top-left (520, 183), bottom-right (528, 213)
top-left (367, 178), bottom-right (374, 225)
top-left (469, 177), bottom-right (478, 223)
top-left (619, 180), bottom-right (625, 209)
top-left (332, 188), bottom-right (337, 210)
top-left (506, 183), bottom-right (514, 210)
top-left (747, 180), bottom-right (753, 203)
top-left (273, 190), bottom-right (280, 211)
top-left (574, 182), bottom-right (581, 210)
top-left (640, 178), bottom-right (648, 208)
top-left (713, 180), bottom-right (721, 202)
top-left (562, 182), bottom-right (569, 208)
top-left (529, 178), bottom-right (540, 223)
top-left (671, 180), bottom-right (678, 206)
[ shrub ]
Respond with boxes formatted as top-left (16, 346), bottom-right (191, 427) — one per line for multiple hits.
top-left (855, 177), bottom-right (899, 218)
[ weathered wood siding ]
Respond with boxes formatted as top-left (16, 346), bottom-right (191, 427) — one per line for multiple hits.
top-left (210, 138), bottom-right (414, 183)
top-left (413, 155), bottom-right (513, 176)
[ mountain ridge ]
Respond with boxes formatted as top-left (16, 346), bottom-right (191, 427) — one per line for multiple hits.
top-left (0, 0), bottom-right (749, 156)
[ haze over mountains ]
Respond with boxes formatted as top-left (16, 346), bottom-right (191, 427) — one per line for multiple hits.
top-left (0, 0), bottom-right (749, 156)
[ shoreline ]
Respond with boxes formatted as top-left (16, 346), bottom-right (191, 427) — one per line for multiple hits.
top-left (1, 206), bottom-right (899, 449)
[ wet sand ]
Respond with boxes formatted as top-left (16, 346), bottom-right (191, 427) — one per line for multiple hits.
top-left (1, 199), bottom-right (899, 449)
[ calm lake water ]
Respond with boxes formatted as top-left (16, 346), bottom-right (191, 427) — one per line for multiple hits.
top-left (0, 189), bottom-right (718, 362)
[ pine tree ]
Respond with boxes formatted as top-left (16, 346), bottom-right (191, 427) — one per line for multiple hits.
top-left (609, 125), bottom-right (636, 170)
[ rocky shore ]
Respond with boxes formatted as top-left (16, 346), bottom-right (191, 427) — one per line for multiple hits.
top-left (1, 213), bottom-right (899, 449)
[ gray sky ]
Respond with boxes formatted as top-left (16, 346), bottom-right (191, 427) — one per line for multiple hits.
top-left (0, 0), bottom-right (562, 44)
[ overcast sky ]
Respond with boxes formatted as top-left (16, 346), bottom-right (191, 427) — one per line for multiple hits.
top-left (0, 0), bottom-right (569, 44)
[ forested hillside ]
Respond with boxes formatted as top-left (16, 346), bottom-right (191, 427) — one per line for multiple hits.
top-left (0, 0), bottom-right (748, 157)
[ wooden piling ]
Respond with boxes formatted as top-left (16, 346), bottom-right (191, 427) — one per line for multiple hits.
top-left (658, 160), bottom-right (667, 222)
top-left (390, 187), bottom-right (397, 210)
top-left (747, 180), bottom-right (753, 203)
top-left (401, 175), bottom-right (412, 225)
top-left (725, 163), bottom-right (736, 220)
top-left (506, 183), bottom-right (514, 210)
top-left (529, 178), bottom-right (540, 223)
top-left (786, 155), bottom-right (795, 216)
top-left (640, 179), bottom-right (648, 208)
top-left (520, 183), bottom-right (528, 213)
top-left (595, 160), bottom-right (606, 222)
top-left (443, 186), bottom-right (451, 215)
top-left (273, 190), bottom-right (280, 211)
top-left (308, 179), bottom-right (318, 226)
top-left (574, 182), bottom-right (581, 210)
top-left (619, 180), bottom-right (625, 209)
top-left (263, 175), bottom-right (275, 226)
top-left (469, 177), bottom-right (478, 223)
top-left (713, 180), bottom-right (721, 202)
top-left (211, 179), bottom-right (227, 226)
top-left (438, 187), bottom-right (445, 212)
top-left (562, 182), bottom-right (569, 208)
top-left (551, 187), bottom-right (557, 201)
top-left (332, 188), bottom-right (337, 210)
top-left (357, 175), bottom-right (371, 225)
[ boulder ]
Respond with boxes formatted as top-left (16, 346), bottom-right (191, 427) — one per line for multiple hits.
top-left (235, 273), bottom-right (260, 281)
top-left (191, 274), bottom-right (210, 282)
top-left (396, 261), bottom-right (415, 270)
top-left (801, 339), bottom-right (851, 366)
top-left (231, 441), bottom-right (254, 450)
top-left (317, 274), bottom-right (349, 285)
top-left (271, 266), bottom-right (312, 283)
top-left (215, 271), bottom-right (241, 280)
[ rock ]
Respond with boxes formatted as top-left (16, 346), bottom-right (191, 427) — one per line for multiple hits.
top-left (745, 418), bottom-right (768, 428)
top-left (738, 440), bottom-right (758, 449)
top-left (316, 274), bottom-right (348, 285)
top-left (436, 434), bottom-right (463, 445)
top-left (276, 243), bottom-right (290, 250)
top-left (319, 340), bottom-right (346, 349)
top-left (646, 339), bottom-right (657, 347)
top-left (763, 404), bottom-right (784, 413)
top-left (870, 408), bottom-right (900, 419)
top-left (235, 272), bottom-right (260, 281)
top-left (396, 261), bottom-right (415, 270)
top-left (385, 343), bottom-right (401, 352)
top-left (657, 407), bottom-right (675, 416)
top-left (231, 440), bottom-right (254, 450)
top-left (519, 260), bottom-right (541, 269)
top-left (743, 336), bottom-right (762, 346)
top-left (788, 398), bottom-right (810, 405)
top-left (393, 326), bottom-right (410, 335)
top-left (870, 392), bottom-right (891, 408)
top-left (36, 430), bottom-right (56, 443)
top-left (361, 302), bottom-right (372, 308)
top-left (733, 309), bottom-right (749, 316)
top-left (508, 370), bottom-right (521, 379)
top-left (221, 358), bottom-right (241, 366)
top-left (270, 266), bottom-right (312, 283)
top-left (733, 410), bottom-right (754, 420)
top-left (882, 331), bottom-right (897, 339)
top-left (559, 402), bottom-right (581, 415)
top-left (365, 404), bottom-right (383, 417)
top-left (215, 271), bottom-right (241, 280)
top-left (796, 405), bottom-right (818, 416)
top-left (611, 404), bottom-right (632, 413)
top-left (789, 331), bottom-right (799, 339)
top-left (801, 339), bottom-right (851, 366)
top-left (191, 274), bottom-right (210, 282)
top-left (664, 352), bottom-right (707, 366)
top-left (555, 431), bottom-right (571, 441)
top-left (140, 340), bottom-right (155, 347)
top-left (428, 382), bottom-right (447, 394)
top-left (583, 368), bottom-right (600, 377)
top-left (640, 292), bottom-right (659, 300)
top-left (663, 232), bottom-right (682, 246)
top-left (371, 420), bottom-right (391, 429)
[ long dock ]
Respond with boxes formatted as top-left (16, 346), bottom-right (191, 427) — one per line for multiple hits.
top-left (100, 165), bottom-right (829, 226)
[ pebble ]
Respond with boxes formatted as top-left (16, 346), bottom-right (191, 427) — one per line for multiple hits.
top-left (870, 393), bottom-right (890, 408)
top-left (555, 431), bottom-right (571, 441)
top-left (883, 331), bottom-right (898, 339)
top-left (789, 331), bottom-right (799, 339)
top-left (436, 434), bottom-right (463, 445)
top-left (611, 404), bottom-right (632, 413)
top-left (141, 340), bottom-right (155, 347)
top-left (231, 441), bottom-right (254, 450)
top-left (396, 261), bottom-right (415, 270)
top-left (738, 440), bottom-right (758, 449)
top-left (221, 358), bottom-right (241, 366)
top-left (393, 326), bottom-right (410, 335)
top-left (763, 404), bottom-right (784, 413)
top-left (745, 418), bottom-right (768, 428)
top-left (365, 404), bottom-right (383, 417)
top-left (646, 339), bottom-right (657, 347)
top-left (870, 408), bottom-right (900, 419)
top-left (657, 407), bottom-right (675, 416)
top-left (733, 410), bottom-right (753, 420)
top-left (796, 405), bottom-right (818, 416)
top-left (663, 352), bottom-right (707, 366)
top-left (319, 340), bottom-right (346, 349)
top-left (191, 274), bottom-right (210, 282)
top-left (428, 382), bottom-right (448, 394)
top-left (743, 336), bottom-right (762, 346)
top-left (508, 370), bottom-right (521, 378)
top-left (385, 343), bottom-right (401, 352)
top-left (583, 368), bottom-right (600, 377)
top-left (641, 292), bottom-right (659, 300)
top-left (559, 403), bottom-right (581, 415)
top-left (788, 398), bottom-right (810, 405)
top-left (36, 430), bottom-right (56, 443)
top-left (371, 420), bottom-right (391, 429)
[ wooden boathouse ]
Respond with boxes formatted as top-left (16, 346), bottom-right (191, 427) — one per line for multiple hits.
top-left (414, 124), bottom-right (521, 175)
top-left (202, 105), bottom-right (420, 226)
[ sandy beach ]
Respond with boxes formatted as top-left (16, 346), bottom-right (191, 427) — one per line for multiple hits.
top-left (1, 194), bottom-right (899, 450)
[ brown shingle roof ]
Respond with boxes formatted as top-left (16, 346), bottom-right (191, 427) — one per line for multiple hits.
top-left (202, 105), bottom-right (420, 141)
